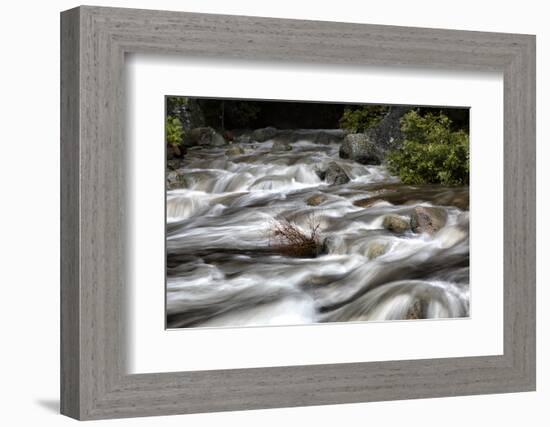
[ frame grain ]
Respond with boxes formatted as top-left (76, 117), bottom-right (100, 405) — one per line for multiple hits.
top-left (60, 5), bottom-right (536, 420)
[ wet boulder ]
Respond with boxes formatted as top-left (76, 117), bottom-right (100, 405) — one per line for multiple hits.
top-left (320, 235), bottom-right (343, 254)
top-left (186, 127), bottom-right (226, 147)
top-left (314, 130), bottom-right (346, 144)
top-left (313, 165), bottom-right (326, 180)
top-left (166, 159), bottom-right (183, 171)
top-left (167, 143), bottom-right (184, 160)
top-left (405, 299), bottom-right (426, 320)
top-left (339, 133), bottom-right (383, 165)
top-left (354, 197), bottom-right (385, 208)
top-left (456, 211), bottom-right (470, 232)
top-left (410, 206), bottom-right (448, 234)
top-left (367, 241), bottom-right (389, 260)
top-left (382, 214), bottom-right (409, 234)
top-left (367, 106), bottom-right (410, 151)
top-left (251, 126), bottom-right (278, 142)
top-left (325, 162), bottom-right (350, 185)
top-left (226, 145), bottom-right (245, 156)
top-left (306, 194), bottom-right (327, 206)
top-left (166, 170), bottom-right (186, 190)
top-left (271, 140), bottom-right (292, 152)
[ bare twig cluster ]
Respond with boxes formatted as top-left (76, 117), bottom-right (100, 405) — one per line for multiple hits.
top-left (269, 215), bottom-right (322, 258)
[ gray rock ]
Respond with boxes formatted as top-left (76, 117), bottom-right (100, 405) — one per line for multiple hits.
top-left (321, 236), bottom-right (342, 254)
top-left (313, 165), bottom-right (327, 180)
top-left (410, 206), bottom-right (448, 234)
top-left (367, 241), bottom-right (389, 259)
top-left (226, 145), bottom-right (245, 156)
top-left (314, 130), bottom-right (346, 144)
top-left (271, 140), bottom-right (292, 152)
top-left (251, 126), bottom-right (278, 142)
top-left (185, 127), bottom-right (226, 147)
top-left (166, 159), bottom-right (183, 171)
top-left (339, 133), bottom-right (383, 165)
top-left (354, 197), bottom-right (386, 208)
top-left (324, 162), bottom-right (350, 185)
top-left (405, 299), bottom-right (426, 320)
top-left (382, 214), bottom-right (410, 234)
top-left (367, 106), bottom-right (410, 151)
top-left (456, 212), bottom-right (470, 232)
top-left (166, 170), bottom-right (186, 190)
top-left (275, 129), bottom-right (345, 144)
top-left (338, 107), bottom-right (410, 164)
top-left (306, 194), bottom-right (327, 206)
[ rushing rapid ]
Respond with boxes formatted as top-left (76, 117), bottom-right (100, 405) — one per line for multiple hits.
top-left (166, 135), bottom-right (470, 328)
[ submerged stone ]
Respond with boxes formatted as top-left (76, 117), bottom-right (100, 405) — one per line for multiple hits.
top-left (226, 145), bottom-right (245, 156)
top-left (382, 214), bottom-right (409, 234)
top-left (306, 194), bottom-right (327, 206)
top-left (367, 241), bottom-right (389, 260)
top-left (271, 140), bottom-right (292, 152)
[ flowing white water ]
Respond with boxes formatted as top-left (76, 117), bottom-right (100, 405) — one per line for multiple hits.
top-left (166, 136), bottom-right (469, 328)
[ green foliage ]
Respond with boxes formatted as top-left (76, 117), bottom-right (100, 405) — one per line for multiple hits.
top-left (387, 111), bottom-right (469, 185)
top-left (339, 105), bottom-right (389, 133)
top-left (166, 96), bottom-right (188, 116)
top-left (166, 116), bottom-right (184, 146)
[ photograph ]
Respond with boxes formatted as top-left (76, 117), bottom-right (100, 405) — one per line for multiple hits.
top-left (165, 97), bottom-right (470, 329)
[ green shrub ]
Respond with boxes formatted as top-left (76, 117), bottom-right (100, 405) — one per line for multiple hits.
top-left (386, 111), bottom-right (469, 185)
top-left (166, 96), bottom-right (188, 116)
top-left (166, 116), bottom-right (184, 146)
top-left (339, 105), bottom-right (388, 133)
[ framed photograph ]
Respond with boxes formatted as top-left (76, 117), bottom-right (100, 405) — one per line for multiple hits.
top-left (61, 6), bottom-right (536, 420)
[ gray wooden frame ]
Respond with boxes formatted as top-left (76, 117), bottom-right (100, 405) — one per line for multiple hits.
top-left (60, 5), bottom-right (536, 420)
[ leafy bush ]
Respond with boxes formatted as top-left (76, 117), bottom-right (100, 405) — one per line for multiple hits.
top-left (387, 111), bottom-right (469, 185)
top-left (339, 105), bottom-right (389, 133)
top-left (166, 96), bottom-right (188, 116)
top-left (166, 116), bottom-right (184, 146)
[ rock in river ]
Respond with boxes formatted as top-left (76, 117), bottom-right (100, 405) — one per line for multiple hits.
top-left (271, 140), bottom-right (292, 152)
top-left (354, 197), bottom-right (385, 208)
top-left (251, 126), bottom-right (278, 142)
top-left (226, 145), bottom-right (245, 156)
top-left (186, 127), bottom-right (226, 147)
top-left (410, 206), bottom-right (448, 234)
top-left (382, 214), bottom-right (409, 234)
top-left (306, 194), bottom-right (327, 206)
top-left (339, 133), bottom-right (383, 165)
top-left (367, 241), bottom-right (389, 259)
top-left (167, 170), bottom-right (186, 190)
top-left (325, 162), bottom-right (350, 185)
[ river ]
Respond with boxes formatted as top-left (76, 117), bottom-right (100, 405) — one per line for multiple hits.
top-left (166, 132), bottom-right (470, 328)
